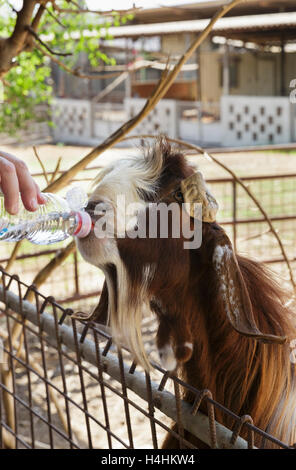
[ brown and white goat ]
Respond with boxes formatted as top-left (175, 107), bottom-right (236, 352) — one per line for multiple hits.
top-left (77, 140), bottom-right (296, 448)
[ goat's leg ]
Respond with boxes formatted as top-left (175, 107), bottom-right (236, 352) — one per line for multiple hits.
top-left (156, 318), bottom-right (177, 371)
top-left (155, 314), bottom-right (194, 370)
top-left (71, 281), bottom-right (109, 323)
top-left (89, 280), bottom-right (109, 324)
top-left (173, 315), bottom-right (194, 365)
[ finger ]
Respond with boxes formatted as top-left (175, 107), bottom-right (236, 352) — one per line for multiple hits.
top-left (37, 193), bottom-right (46, 204)
top-left (13, 160), bottom-right (39, 212)
top-left (0, 157), bottom-right (20, 215)
top-left (34, 182), bottom-right (46, 204)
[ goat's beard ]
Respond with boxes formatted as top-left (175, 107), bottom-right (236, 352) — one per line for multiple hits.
top-left (76, 233), bottom-right (153, 370)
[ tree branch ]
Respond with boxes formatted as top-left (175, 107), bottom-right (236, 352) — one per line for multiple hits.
top-left (10, 0), bottom-right (36, 49)
top-left (45, 5), bottom-right (66, 28)
top-left (26, 25), bottom-right (72, 56)
top-left (45, 0), bottom-right (245, 194)
top-left (51, 1), bottom-right (141, 17)
top-left (0, 0), bottom-right (134, 78)
top-left (31, 2), bottom-right (48, 32)
top-left (34, 43), bottom-right (124, 79)
top-left (0, 0), bottom-right (48, 76)
top-left (7, 1), bottom-right (18, 14)
top-left (33, 145), bottom-right (49, 185)
top-left (49, 156), bottom-right (62, 184)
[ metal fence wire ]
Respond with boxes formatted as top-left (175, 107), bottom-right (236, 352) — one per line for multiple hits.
top-left (0, 268), bottom-right (292, 450)
top-left (0, 170), bottom-right (296, 449)
top-left (1, 171), bottom-right (296, 310)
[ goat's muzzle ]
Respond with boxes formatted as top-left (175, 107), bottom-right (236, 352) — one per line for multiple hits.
top-left (85, 200), bottom-right (112, 223)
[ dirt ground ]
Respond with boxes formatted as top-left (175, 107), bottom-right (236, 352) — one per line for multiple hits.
top-left (2, 144), bottom-right (296, 182)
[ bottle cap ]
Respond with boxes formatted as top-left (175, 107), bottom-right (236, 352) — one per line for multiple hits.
top-left (73, 211), bottom-right (92, 238)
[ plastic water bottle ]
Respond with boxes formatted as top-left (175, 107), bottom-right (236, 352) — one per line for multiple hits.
top-left (0, 187), bottom-right (92, 245)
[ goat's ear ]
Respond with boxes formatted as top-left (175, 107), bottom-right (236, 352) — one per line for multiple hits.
top-left (212, 238), bottom-right (286, 344)
top-left (181, 171), bottom-right (219, 222)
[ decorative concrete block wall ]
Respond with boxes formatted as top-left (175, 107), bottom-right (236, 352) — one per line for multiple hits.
top-left (124, 98), bottom-right (178, 138)
top-left (52, 99), bottom-right (92, 144)
top-left (221, 96), bottom-right (292, 146)
top-left (51, 96), bottom-right (294, 147)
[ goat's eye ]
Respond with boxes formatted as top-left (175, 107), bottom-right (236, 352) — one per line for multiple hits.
top-left (174, 190), bottom-right (184, 202)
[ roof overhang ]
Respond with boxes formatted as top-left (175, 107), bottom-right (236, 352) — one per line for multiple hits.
top-left (104, 11), bottom-right (296, 45)
top-left (131, 1), bottom-right (296, 24)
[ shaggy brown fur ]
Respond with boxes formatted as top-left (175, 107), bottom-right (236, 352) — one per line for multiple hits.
top-left (80, 140), bottom-right (296, 448)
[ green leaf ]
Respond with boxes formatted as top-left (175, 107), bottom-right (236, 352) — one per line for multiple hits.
top-left (0, 1), bottom-right (130, 133)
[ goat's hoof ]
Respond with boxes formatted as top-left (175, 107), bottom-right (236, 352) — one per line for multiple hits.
top-left (175, 342), bottom-right (193, 363)
top-left (158, 344), bottom-right (177, 371)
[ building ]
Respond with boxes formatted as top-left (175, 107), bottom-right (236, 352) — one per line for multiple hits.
top-left (52, 0), bottom-right (296, 148)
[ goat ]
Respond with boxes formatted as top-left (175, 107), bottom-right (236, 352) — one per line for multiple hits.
top-left (77, 138), bottom-right (296, 448)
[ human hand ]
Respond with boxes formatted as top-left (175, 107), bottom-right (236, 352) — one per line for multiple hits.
top-left (0, 150), bottom-right (46, 215)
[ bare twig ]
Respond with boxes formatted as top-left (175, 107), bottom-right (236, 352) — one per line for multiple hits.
top-left (5, 241), bottom-right (22, 273)
top-left (0, 362), bottom-right (15, 434)
top-left (2, 0), bottom-right (244, 334)
top-left (52, 1), bottom-right (141, 17)
top-left (34, 43), bottom-right (123, 80)
top-left (93, 71), bottom-right (129, 102)
top-left (7, 1), bottom-right (18, 15)
top-left (49, 156), bottom-right (62, 184)
top-left (239, 228), bottom-right (272, 243)
top-left (3, 0), bottom-right (243, 365)
top-left (1, 427), bottom-right (15, 449)
top-left (25, 240), bottom-right (77, 303)
top-left (32, 146), bottom-right (49, 185)
top-left (45, 6), bottom-right (66, 28)
top-left (26, 25), bottom-right (72, 57)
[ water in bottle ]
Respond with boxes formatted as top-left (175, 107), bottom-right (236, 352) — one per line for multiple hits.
top-left (0, 187), bottom-right (92, 245)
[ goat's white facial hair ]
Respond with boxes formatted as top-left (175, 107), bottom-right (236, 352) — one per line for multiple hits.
top-left (77, 148), bottom-right (165, 369)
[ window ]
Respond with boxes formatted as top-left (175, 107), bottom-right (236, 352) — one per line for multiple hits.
top-left (220, 60), bottom-right (240, 89)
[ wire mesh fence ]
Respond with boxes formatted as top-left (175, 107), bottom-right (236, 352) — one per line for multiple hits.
top-left (211, 173), bottom-right (296, 290)
top-left (0, 169), bottom-right (295, 449)
top-left (0, 269), bottom-right (292, 450)
top-left (1, 171), bottom-right (296, 312)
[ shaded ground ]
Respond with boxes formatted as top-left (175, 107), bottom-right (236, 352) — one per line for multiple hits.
top-left (2, 144), bottom-right (296, 181)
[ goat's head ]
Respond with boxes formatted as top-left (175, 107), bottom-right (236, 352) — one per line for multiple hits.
top-left (77, 138), bottom-right (286, 370)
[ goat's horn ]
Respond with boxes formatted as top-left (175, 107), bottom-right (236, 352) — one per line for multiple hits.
top-left (180, 171), bottom-right (219, 222)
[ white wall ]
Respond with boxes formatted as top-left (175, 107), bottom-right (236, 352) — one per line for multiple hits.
top-left (221, 95), bottom-right (292, 146)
